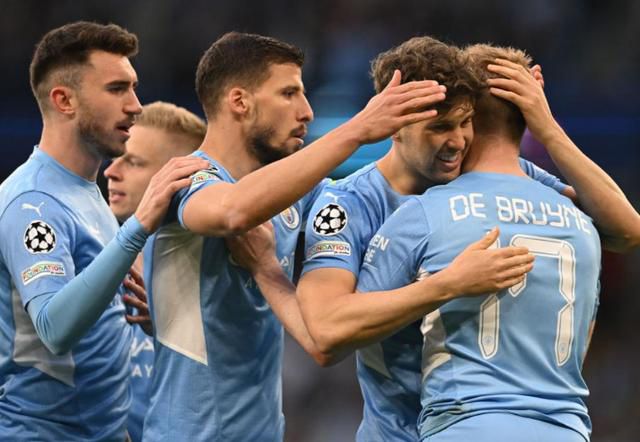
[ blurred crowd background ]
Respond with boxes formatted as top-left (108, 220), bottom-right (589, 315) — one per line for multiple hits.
top-left (1, 1), bottom-right (639, 441)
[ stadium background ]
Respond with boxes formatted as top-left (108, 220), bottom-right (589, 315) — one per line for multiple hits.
top-left (1, 1), bottom-right (638, 440)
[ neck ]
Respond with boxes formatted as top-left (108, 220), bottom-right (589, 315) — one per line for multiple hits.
top-left (38, 119), bottom-right (103, 181)
top-left (462, 133), bottom-right (526, 176)
top-left (377, 145), bottom-right (435, 195)
top-left (198, 115), bottom-right (261, 180)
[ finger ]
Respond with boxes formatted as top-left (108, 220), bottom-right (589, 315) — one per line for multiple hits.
top-left (396, 90), bottom-right (446, 111)
top-left (492, 58), bottom-right (529, 73)
top-left (126, 315), bottom-right (151, 324)
top-left (384, 70), bottom-right (402, 90)
top-left (128, 266), bottom-right (144, 287)
top-left (396, 109), bottom-right (439, 125)
top-left (123, 279), bottom-right (147, 301)
top-left (486, 78), bottom-right (528, 94)
top-left (500, 263), bottom-right (533, 280)
top-left (496, 253), bottom-right (535, 269)
top-left (493, 246), bottom-right (530, 258)
top-left (495, 275), bottom-right (526, 290)
top-left (387, 78), bottom-right (441, 95)
top-left (123, 294), bottom-right (148, 312)
top-left (467, 227), bottom-right (499, 251)
top-left (489, 87), bottom-right (521, 105)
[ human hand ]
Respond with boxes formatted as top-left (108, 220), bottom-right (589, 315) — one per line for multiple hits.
top-left (225, 221), bottom-right (278, 275)
top-left (123, 266), bottom-right (153, 336)
top-left (530, 64), bottom-right (545, 88)
top-left (439, 227), bottom-right (534, 297)
top-left (134, 156), bottom-right (210, 233)
top-left (486, 58), bottom-right (561, 145)
top-left (347, 69), bottom-right (446, 145)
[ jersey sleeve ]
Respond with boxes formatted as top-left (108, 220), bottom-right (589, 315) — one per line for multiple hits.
top-left (301, 189), bottom-right (372, 278)
top-left (176, 164), bottom-right (226, 228)
top-left (300, 178), bottom-right (331, 225)
top-left (0, 192), bottom-right (76, 306)
top-left (356, 197), bottom-right (431, 293)
top-left (519, 157), bottom-right (568, 194)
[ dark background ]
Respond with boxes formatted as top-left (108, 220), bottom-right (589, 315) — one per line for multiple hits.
top-left (1, 1), bottom-right (639, 440)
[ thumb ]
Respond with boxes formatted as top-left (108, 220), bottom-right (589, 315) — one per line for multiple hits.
top-left (469, 227), bottom-right (500, 250)
top-left (384, 69), bottom-right (402, 90)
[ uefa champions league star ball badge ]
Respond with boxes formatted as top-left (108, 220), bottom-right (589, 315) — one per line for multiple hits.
top-left (24, 220), bottom-right (57, 254)
top-left (312, 203), bottom-right (348, 236)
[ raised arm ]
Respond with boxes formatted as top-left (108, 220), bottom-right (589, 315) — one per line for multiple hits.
top-left (488, 58), bottom-right (640, 252)
top-left (182, 72), bottom-right (447, 236)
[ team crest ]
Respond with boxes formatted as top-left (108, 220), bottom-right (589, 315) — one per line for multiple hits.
top-left (312, 203), bottom-right (348, 236)
top-left (24, 221), bottom-right (56, 254)
top-left (279, 206), bottom-right (300, 229)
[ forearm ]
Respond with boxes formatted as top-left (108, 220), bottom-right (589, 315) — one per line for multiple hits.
top-left (222, 124), bottom-right (362, 233)
top-left (253, 262), bottom-right (334, 366)
top-left (27, 217), bottom-right (148, 355)
top-left (301, 273), bottom-right (454, 356)
top-left (540, 124), bottom-right (640, 251)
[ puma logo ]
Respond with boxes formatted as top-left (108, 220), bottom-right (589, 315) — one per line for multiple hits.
top-left (323, 192), bottom-right (342, 203)
top-left (21, 202), bottom-right (44, 217)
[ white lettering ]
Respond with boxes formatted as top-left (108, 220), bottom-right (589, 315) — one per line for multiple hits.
top-left (450, 195), bottom-right (470, 221)
top-left (496, 196), bottom-right (513, 222)
top-left (469, 193), bottom-right (487, 218)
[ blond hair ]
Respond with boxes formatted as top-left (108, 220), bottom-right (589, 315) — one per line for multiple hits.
top-left (464, 44), bottom-right (532, 142)
top-left (137, 101), bottom-right (206, 145)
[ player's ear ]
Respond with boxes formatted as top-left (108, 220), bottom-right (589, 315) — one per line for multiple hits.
top-left (49, 86), bottom-right (77, 116)
top-left (227, 87), bottom-right (252, 117)
top-left (391, 128), bottom-right (403, 143)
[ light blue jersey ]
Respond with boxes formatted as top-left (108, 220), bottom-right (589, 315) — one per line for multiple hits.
top-left (128, 325), bottom-right (154, 442)
top-left (358, 172), bottom-right (600, 442)
top-left (0, 148), bottom-right (132, 440)
top-left (303, 160), bottom-right (567, 442)
top-left (142, 151), bottom-right (322, 442)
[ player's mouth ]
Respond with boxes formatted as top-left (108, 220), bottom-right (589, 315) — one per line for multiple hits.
top-left (290, 126), bottom-right (308, 145)
top-left (108, 189), bottom-right (126, 204)
top-left (436, 150), bottom-right (463, 171)
top-left (116, 121), bottom-right (134, 139)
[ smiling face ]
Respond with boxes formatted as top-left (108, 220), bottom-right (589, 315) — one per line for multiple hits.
top-left (74, 50), bottom-right (142, 159)
top-left (244, 62), bottom-right (313, 165)
top-left (394, 99), bottom-right (474, 187)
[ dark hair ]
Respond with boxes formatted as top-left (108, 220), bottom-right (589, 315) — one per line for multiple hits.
top-left (371, 36), bottom-right (481, 116)
top-left (195, 31), bottom-right (304, 118)
top-left (463, 44), bottom-right (532, 143)
top-left (29, 21), bottom-right (138, 112)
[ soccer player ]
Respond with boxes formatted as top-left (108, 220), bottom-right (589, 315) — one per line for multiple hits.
top-left (293, 37), bottom-right (561, 441)
top-left (269, 36), bottom-right (638, 441)
top-left (104, 101), bottom-right (207, 442)
top-left (141, 31), bottom-right (452, 441)
top-left (358, 44), bottom-right (638, 442)
top-left (0, 22), bottom-right (208, 440)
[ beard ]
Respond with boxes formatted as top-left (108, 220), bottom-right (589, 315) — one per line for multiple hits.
top-left (248, 124), bottom-right (298, 166)
top-left (77, 100), bottom-right (125, 160)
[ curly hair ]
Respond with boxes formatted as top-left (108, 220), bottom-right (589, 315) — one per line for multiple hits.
top-left (371, 36), bottom-right (482, 116)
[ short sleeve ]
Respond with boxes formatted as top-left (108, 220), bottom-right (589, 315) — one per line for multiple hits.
top-left (176, 165), bottom-right (225, 228)
top-left (357, 198), bottom-right (430, 293)
top-left (0, 192), bottom-right (76, 306)
top-left (519, 157), bottom-right (568, 194)
top-left (301, 189), bottom-right (373, 278)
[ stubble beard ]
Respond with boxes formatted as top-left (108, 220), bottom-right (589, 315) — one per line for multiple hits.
top-left (248, 124), bottom-right (294, 166)
top-left (77, 103), bottom-right (124, 160)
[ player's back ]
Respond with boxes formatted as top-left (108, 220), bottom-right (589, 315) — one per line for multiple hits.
top-left (0, 148), bottom-right (131, 440)
top-left (414, 172), bottom-right (600, 441)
